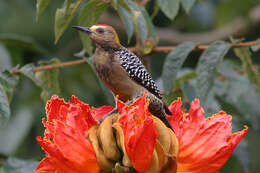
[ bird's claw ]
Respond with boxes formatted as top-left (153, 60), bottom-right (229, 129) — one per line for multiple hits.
top-left (97, 113), bottom-right (110, 124)
top-left (97, 107), bottom-right (118, 124)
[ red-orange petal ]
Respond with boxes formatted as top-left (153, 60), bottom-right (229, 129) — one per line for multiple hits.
top-left (168, 98), bottom-right (183, 138)
top-left (70, 95), bottom-right (96, 130)
top-left (37, 121), bottom-right (100, 173)
top-left (117, 97), bottom-right (126, 114)
top-left (37, 136), bottom-right (77, 172)
top-left (54, 121), bottom-right (99, 172)
top-left (129, 118), bottom-right (158, 172)
top-left (36, 158), bottom-right (61, 173)
top-left (37, 95), bottom-right (101, 173)
top-left (118, 93), bottom-right (158, 172)
top-left (46, 95), bottom-right (69, 123)
top-left (168, 99), bottom-right (248, 173)
top-left (91, 105), bottom-right (114, 121)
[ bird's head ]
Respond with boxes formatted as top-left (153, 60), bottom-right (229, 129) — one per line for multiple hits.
top-left (73, 24), bottom-right (121, 48)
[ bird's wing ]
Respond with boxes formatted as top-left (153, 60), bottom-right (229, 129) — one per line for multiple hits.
top-left (115, 48), bottom-right (162, 99)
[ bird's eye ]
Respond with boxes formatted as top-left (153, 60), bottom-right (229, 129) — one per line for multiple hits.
top-left (96, 28), bottom-right (104, 34)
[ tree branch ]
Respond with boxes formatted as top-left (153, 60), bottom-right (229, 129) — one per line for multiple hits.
top-left (10, 59), bottom-right (86, 75)
top-left (129, 40), bottom-right (260, 53)
top-left (9, 40), bottom-right (260, 75)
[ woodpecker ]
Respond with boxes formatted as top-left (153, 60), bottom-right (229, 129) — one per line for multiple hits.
top-left (73, 24), bottom-right (172, 129)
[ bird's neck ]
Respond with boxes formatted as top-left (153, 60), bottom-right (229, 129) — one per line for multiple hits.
top-left (95, 43), bottom-right (121, 52)
top-left (94, 46), bottom-right (113, 65)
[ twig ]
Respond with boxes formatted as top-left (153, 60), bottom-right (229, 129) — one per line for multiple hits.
top-left (129, 40), bottom-right (260, 53)
top-left (33, 59), bottom-right (86, 71)
top-left (10, 59), bottom-right (86, 75)
top-left (9, 40), bottom-right (260, 75)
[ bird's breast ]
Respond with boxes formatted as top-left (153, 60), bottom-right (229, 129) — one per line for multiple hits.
top-left (94, 54), bottom-right (144, 102)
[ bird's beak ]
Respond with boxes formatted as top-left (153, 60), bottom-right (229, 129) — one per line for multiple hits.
top-left (72, 26), bottom-right (93, 34)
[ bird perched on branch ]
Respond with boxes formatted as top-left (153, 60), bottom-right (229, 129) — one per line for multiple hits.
top-left (73, 24), bottom-right (172, 129)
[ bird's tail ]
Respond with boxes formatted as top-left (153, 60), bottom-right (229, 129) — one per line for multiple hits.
top-left (163, 102), bottom-right (172, 115)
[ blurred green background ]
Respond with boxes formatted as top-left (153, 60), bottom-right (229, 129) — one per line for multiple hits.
top-left (0, 0), bottom-right (260, 172)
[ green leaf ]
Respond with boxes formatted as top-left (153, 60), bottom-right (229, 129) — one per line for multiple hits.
top-left (111, 0), bottom-right (118, 9)
top-left (203, 79), bottom-right (227, 116)
top-left (164, 69), bottom-right (196, 105)
top-left (78, 0), bottom-right (108, 55)
top-left (135, 11), bottom-right (148, 44)
top-left (162, 42), bottom-right (196, 94)
top-left (35, 58), bottom-right (61, 102)
top-left (18, 61), bottom-right (60, 103)
top-left (215, 94), bottom-right (245, 120)
top-left (2, 157), bottom-right (38, 173)
top-left (181, 0), bottom-right (196, 14)
top-left (196, 41), bottom-right (230, 106)
top-left (0, 109), bottom-right (34, 155)
top-left (0, 70), bottom-right (19, 126)
top-left (173, 70), bottom-right (197, 89)
top-left (233, 46), bottom-right (260, 90)
top-left (181, 81), bottom-right (197, 102)
top-left (117, 5), bottom-right (134, 43)
top-left (216, 60), bottom-right (260, 129)
top-left (218, 61), bottom-right (251, 104)
top-left (0, 84), bottom-right (10, 127)
top-left (18, 64), bottom-right (42, 87)
top-left (0, 34), bottom-right (48, 54)
top-left (157, 0), bottom-right (180, 20)
top-left (118, 0), bottom-right (132, 12)
top-left (151, 2), bottom-right (160, 19)
top-left (141, 8), bottom-right (157, 43)
top-left (0, 44), bottom-right (12, 71)
top-left (36, 0), bottom-right (51, 22)
top-left (55, 0), bottom-right (83, 44)
top-left (127, 0), bottom-right (148, 44)
top-left (0, 70), bottom-right (19, 102)
top-left (237, 88), bottom-right (260, 130)
top-left (124, 0), bottom-right (156, 45)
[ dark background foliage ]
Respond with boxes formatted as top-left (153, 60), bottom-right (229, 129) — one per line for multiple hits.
top-left (0, 0), bottom-right (260, 172)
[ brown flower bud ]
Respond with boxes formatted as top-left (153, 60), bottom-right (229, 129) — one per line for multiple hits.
top-left (87, 114), bottom-right (179, 173)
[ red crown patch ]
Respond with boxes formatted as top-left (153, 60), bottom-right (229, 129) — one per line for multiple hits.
top-left (95, 24), bottom-right (110, 27)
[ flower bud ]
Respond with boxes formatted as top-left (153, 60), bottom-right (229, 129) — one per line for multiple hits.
top-left (88, 114), bottom-right (179, 173)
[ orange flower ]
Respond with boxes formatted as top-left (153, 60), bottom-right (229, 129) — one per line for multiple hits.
top-left (168, 98), bottom-right (248, 173)
top-left (37, 94), bottom-right (248, 173)
top-left (36, 95), bottom-right (113, 173)
top-left (117, 93), bottom-right (158, 172)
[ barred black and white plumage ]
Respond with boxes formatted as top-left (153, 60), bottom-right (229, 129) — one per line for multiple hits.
top-left (115, 47), bottom-right (162, 100)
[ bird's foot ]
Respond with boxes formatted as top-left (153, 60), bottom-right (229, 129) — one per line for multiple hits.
top-left (97, 107), bottom-right (118, 124)
top-left (125, 99), bottom-right (134, 106)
